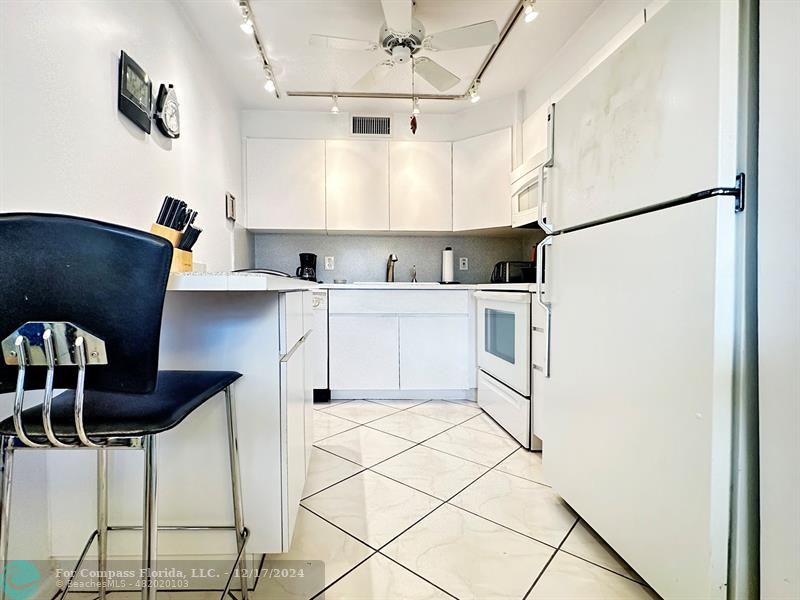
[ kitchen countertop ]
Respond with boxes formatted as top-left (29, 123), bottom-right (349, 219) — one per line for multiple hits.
top-left (319, 282), bottom-right (539, 291)
top-left (167, 272), bottom-right (319, 292)
top-left (167, 273), bottom-right (539, 293)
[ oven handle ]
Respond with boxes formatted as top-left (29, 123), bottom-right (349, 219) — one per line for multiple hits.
top-left (474, 291), bottom-right (532, 303)
top-left (535, 236), bottom-right (553, 378)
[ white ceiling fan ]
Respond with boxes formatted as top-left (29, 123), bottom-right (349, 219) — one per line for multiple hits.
top-left (309, 0), bottom-right (500, 92)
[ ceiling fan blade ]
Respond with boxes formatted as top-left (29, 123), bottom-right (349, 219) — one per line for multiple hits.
top-left (381, 0), bottom-right (413, 33)
top-left (309, 34), bottom-right (377, 51)
top-left (426, 20), bottom-right (499, 51)
top-left (414, 57), bottom-right (460, 92)
top-left (353, 61), bottom-right (395, 89)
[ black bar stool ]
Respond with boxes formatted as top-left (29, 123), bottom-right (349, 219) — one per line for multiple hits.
top-left (0, 213), bottom-right (250, 600)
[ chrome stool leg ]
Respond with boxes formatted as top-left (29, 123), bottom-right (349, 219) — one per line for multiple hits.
top-left (0, 437), bottom-right (14, 600)
top-left (97, 448), bottom-right (109, 599)
top-left (224, 387), bottom-right (250, 600)
top-left (142, 436), bottom-right (158, 600)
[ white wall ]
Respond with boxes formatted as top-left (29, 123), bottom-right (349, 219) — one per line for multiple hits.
top-left (241, 93), bottom-right (517, 143)
top-left (758, 1), bottom-right (800, 598)
top-left (0, 0), bottom-right (247, 565)
top-left (0, 0), bottom-right (246, 272)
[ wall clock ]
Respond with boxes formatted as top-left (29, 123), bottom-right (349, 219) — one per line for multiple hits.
top-left (155, 84), bottom-right (180, 139)
top-left (118, 51), bottom-right (152, 134)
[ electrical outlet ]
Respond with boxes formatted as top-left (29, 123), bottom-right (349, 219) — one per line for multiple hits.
top-left (324, 256), bottom-right (335, 271)
top-left (459, 257), bottom-right (469, 271)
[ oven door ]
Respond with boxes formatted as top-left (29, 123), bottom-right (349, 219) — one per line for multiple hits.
top-left (475, 291), bottom-right (531, 396)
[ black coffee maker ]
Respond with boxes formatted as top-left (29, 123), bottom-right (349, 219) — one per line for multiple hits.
top-left (296, 253), bottom-right (317, 280)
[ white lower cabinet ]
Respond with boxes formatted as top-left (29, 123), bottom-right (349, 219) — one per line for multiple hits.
top-left (280, 336), bottom-right (306, 548)
top-left (399, 316), bottom-right (469, 389)
top-left (329, 315), bottom-right (400, 389)
top-left (328, 290), bottom-right (473, 393)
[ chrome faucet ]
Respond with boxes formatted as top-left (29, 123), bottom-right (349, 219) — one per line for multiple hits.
top-left (386, 253), bottom-right (398, 282)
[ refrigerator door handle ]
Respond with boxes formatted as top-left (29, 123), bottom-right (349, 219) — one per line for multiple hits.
top-left (536, 236), bottom-right (553, 378)
top-left (537, 164), bottom-right (554, 234)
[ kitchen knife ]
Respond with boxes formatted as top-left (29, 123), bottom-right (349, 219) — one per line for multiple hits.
top-left (163, 198), bottom-right (180, 228)
top-left (156, 196), bottom-right (171, 225)
top-left (168, 200), bottom-right (186, 229)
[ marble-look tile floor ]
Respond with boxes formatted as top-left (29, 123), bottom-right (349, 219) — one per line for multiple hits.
top-left (265, 398), bottom-right (661, 600)
top-left (76, 399), bottom-right (660, 600)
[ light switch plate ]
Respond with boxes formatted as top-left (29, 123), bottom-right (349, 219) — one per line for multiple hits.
top-left (324, 256), bottom-right (335, 270)
top-left (459, 257), bottom-right (469, 271)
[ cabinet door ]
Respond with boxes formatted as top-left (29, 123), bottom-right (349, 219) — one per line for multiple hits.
top-left (326, 140), bottom-right (389, 231)
top-left (399, 316), bottom-right (469, 389)
top-left (329, 315), bottom-right (399, 389)
top-left (281, 338), bottom-right (306, 548)
top-left (453, 128), bottom-right (512, 231)
top-left (246, 139), bottom-right (325, 230)
top-left (389, 142), bottom-right (452, 231)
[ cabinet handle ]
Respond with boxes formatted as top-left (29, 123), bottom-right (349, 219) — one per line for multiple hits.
top-left (535, 237), bottom-right (553, 378)
top-left (538, 103), bottom-right (555, 234)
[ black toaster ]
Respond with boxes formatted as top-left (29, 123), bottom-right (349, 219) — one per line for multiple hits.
top-left (491, 261), bottom-right (536, 283)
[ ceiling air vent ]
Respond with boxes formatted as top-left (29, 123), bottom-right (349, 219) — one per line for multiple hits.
top-left (351, 115), bottom-right (391, 137)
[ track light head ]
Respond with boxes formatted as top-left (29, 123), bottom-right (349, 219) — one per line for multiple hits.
top-left (523, 0), bottom-right (539, 23)
top-left (331, 95), bottom-right (340, 114)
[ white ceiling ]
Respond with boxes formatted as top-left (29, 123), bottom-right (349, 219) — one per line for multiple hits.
top-left (179, 0), bottom-right (602, 114)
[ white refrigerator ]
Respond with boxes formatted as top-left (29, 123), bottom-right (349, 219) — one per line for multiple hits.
top-left (536, 2), bottom-right (755, 599)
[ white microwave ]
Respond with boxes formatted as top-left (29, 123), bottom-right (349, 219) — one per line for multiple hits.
top-left (510, 150), bottom-right (547, 228)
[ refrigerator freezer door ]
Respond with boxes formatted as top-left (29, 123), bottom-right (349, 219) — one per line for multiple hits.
top-left (542, 196), bottom-right (736, 598)
top-left (549, 0), bottom-right (737, 232)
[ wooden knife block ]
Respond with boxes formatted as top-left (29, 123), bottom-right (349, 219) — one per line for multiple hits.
top-left (150, 223), bottom-right (193, 273)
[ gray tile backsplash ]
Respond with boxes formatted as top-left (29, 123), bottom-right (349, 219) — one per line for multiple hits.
top-left (254, 231), bottom-right (544, 284)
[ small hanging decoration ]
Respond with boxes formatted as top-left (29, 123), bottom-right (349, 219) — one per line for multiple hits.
top-left (410, 114), bottom-right (418, 134)
top-left (409, 62), bottom-right (418, 135)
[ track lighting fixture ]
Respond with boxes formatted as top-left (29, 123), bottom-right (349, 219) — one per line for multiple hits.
top-left (523, 0), bottom-right (539, 23)
top-left (412, 97), bottom-right (421, 115)
top-left (240, 17), bottom-right (254, 35)
top-left (263, 65), bottom-right (277, 95)
top-left (468, 81), bottom-right (481, 104)
top-left (330, 95), bottom-right (340, 114)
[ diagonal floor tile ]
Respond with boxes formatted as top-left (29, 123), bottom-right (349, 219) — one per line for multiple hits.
top-left (320, 552), bottom-right (451, 600)
top-left (461, 412), bottom-right (513, 439)
top-left (451, 469), bottom-right (577, 547)
top-left (408, 400), bottom-right (482, 424)
top-left (367, 410), bottom-right (453, 443)
top-left (314, 398), bottom-right (357, 411)
top-left (302, 471), bottom-right (442, 548)
top-left (369, 398), bottom-right (430, 409)
top-left (372, 445), bottom-right (488, 500)
top-left (383, 503), bottom-right (554, 600)
top-left (423, 424), bottom-right (519, 467)
top-left (257, 507), bottom-right (372, 599)
top-left (495, 448), bottom-right (548, 485)
top-left (526, 551), bottom-right (659, 599)
top-left (561, 521), bottom-right (644, 582)
top-left (303, 447), bottom-right (364, 499)
top-left (324, 399), bottom-right (399, 424)
top-left (315, 426), bottom-right (415, 468)
top-left (313, 409), bottom-right (359, 441)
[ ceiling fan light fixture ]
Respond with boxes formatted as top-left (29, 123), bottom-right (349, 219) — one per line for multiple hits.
top-left (523, 0), bottom-right (539, 23)
top-left (330, 95), bottom-right (340, 114)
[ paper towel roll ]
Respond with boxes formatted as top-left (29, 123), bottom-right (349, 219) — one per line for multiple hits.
top-left (442, 247), bottom-right (454, 283)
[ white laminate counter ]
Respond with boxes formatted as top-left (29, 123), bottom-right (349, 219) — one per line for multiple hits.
top-left (168, 272), bottom-right (319, 292)
top-left (319, 282), bottom-right (537, 292)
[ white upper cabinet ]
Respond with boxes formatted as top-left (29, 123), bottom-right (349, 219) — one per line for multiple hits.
top-left (389, 141), bottom-right (452, 231)
top-left (326, 140), bottom-right (390, 231)
top-left (452, 128), bottom-right (512, 231)
top-left (245, 139), bottom-right (325, 230)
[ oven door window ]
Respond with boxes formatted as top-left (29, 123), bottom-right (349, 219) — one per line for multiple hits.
top-left (485, 308), bottom-right (516, 364)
